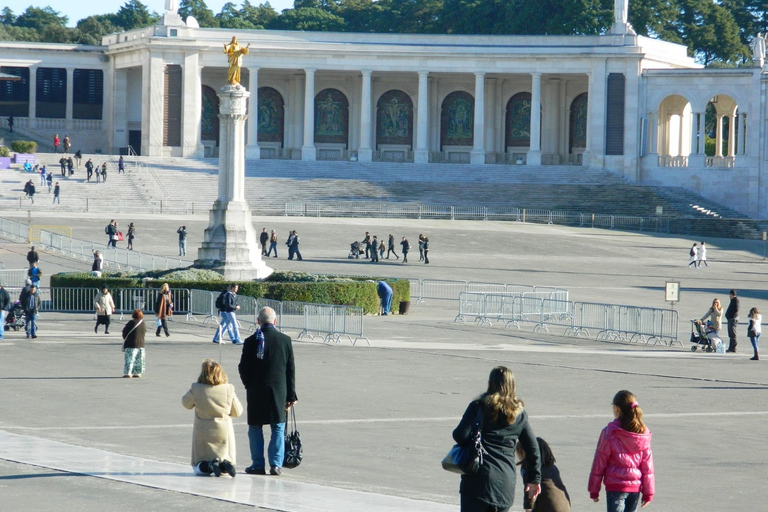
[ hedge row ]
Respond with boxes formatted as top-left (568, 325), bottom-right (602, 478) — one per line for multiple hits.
top-left (11, 141), bottom-right (37, 154)
top-left (50, 273), bottom-right (410, 315)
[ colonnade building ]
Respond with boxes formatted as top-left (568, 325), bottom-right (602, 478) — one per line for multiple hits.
top-left (0, 1), bottom-right (766, 217)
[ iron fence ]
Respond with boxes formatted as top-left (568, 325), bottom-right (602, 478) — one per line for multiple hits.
top-left (0, 269), bottom-right (29, 288)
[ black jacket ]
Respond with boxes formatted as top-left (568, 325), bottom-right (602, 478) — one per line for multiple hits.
top-left (260, 231), bottom-right (269, 244)
top-left (239, 324), bottom-right (297, 425)
top-left (725, 297), bottom-right (739, 320)
top-left (453, 400), bottom-right (541, 508)
top-left (122, 319), bottom-right (146, 349)
top-left (222, 291), bottom-right (238, 312)
top-left (22, 291), bottom-right (40, 315)
top-left (0, 287), bottom-right (10, 311)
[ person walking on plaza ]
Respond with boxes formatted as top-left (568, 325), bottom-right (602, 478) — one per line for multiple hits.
top-left (377, 281), bottom-right (393, 315)
top-left (453, 366), bottom-right (541, 512)
top-left (85, 158), bottom-right (94, 181)
top-left (127, 223), bottom-right (135, 250)
top-left (101, 162), bottom-right (108, 182)
top-left (95, 164), bottom-right (102, 183)
top-left (7, 114), bottom-right (13, 133)
top-left (46, 171), bottom-right (53, 193)
top-left (747, 307), bottom-right (761, 361)
top-left (74, 149), bottom-right (82, 167)
top-left (370, 236), bottom-right (379, 263)
top-left (92, 250), bottom-right (104, 274)
top-left (155, 283), bottom-right (173, 337)
top-left (39, 166), bottom-right (47, 185)
top-left (122, 309), bottom-right (147, 378)
top-left (67, 157), bottom-right (74, 176)
top-left (213, 284), bottom-right (242, 345)
top-left (63, 135), bottom-right (71, 154)
top-left (59, 156), bottom-right (67, 177)
top-left (93, 285), bottom-right (116, 335)
top-left (725, 289), bottom-right (740, 353)
top-left (378, 237), bottom-right (386, 260)
top-left (588, 390), bottom-right (655, 512)
top-left (26, 246), bottom-right (39, 269)
top-left (177, 226), bottom-right (188, 256)
top-left (688, 243), bottom-right (698, 268)
top-left (285, 230), bottom-right (295, 260)
top-left (53, 134), bottom-right (60, 153)
top-left (27, 262), bottom-right (42, 287)
top-left (362, 231), bottom-right (372, 259)
top-left (290, 231), bottom-right (302, 261)
top-left (423, 236), bottom-right (430, 264)
top-left (259, 228), bottom-right (269, 255)
top-left (53, 182), bottom-right (60, 204)
top-left (0, 283), bottom-right (10, 342)
top-left (118, 155), bottom-right (125, 174)
top-left (386, 234), bottom-right (399, 260)
top-left (266, 230), bottom-right (278, 258)
top-left (22, 284), bottom-right (40, 339)
top-left (182, 359), bottom-right (243, 477)
top-left (400, 236), bottom-right (410, 263)
top-left (239, 307), bottom-right (297, 476)
top-left (418, 234), bottom-right (425, 261)
top-left (106, 220), bottom-right (118, 248)
top-left (517, 437), bottom-right (571, 512)
top-left (26, 180), bottom-right (35, 203)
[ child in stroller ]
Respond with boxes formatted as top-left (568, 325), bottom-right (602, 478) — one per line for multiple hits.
top-left (690, 319), bottom-right (725, 352)
top-left (4, 301), bottom-right (26, 331)
top-left (348, 241), bottom-right (364, 259)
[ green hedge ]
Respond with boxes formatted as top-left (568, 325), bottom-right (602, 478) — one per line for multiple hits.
top-left (50, 272), bottom-right (410, 315)
top-left (0, 146), bottom-right (9, 157)
top-left (11, 141), bottom-right (37, 154)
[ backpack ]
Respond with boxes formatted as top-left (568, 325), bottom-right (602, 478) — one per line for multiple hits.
top-left (215, 291), bottom-right (226, 311)
top-left (690, 247), bottom-right (695, 257)
top-left (105, 224), bottom-right (110, 234)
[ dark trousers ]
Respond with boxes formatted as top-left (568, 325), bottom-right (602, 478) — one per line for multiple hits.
top-left (460, 494), bottom-right (509, 512)
top-left (156, 318), bottom-right (169, 336)
top-left (387, 246), bottom-right (398, 259)
top-left (95, 315), bottom-right (110, 333)
top-left (727, 318), bottom-right (738, 351)
top-left (424, 249), bottom-right (429, 264)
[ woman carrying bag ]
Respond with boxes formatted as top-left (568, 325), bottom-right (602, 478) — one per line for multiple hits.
top-left (154, 283), bottom-right (173, 337)
top-left (94, 285), bottom-right (116, 335)
top-left (122, 309), bottom-right (146, 378)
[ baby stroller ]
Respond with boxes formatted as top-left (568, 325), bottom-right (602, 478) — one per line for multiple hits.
top-left (348, 241), bottom-right (364, 259)
top-left (690, 319), bottom-right (725, 353)
top-left (4, 301), bottom-right (26, 331)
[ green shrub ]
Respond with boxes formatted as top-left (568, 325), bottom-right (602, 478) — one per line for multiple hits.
top-left (11, 141), bottom-right (37, 154)
top-left (0, 146), bottom-right (9, 157)
top-left (50, 271), bottom-right (410, 315)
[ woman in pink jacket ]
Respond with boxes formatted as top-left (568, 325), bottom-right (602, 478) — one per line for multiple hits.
top-left (588, 390), bottom-right (654, 512)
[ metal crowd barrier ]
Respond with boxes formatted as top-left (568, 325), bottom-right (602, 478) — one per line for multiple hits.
top-left (0, 269), bottom-right (29, 287)
top-left (0, 217), bottom-right (30, 242)
top-left (455, 293), bottom-right (572, 330)
top-left (413, 279), bottom-right (562, 305)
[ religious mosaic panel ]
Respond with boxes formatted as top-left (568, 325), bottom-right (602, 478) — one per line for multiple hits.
top-left (315, 88), bottom-right (349, 145)
top-left (569, 93), bottom-right (588, 151)
top-left (0, 66), bottom-right (29, 117)
top-left (440, 91), bottom-right (474, 148)
top-left (258, 87), bottom-right (284, 145)
top-left (505, 92), bottom-right (531, 147)
top-left (376, 90), bottom-right (413, 148)
top-left (201, 85), bottom-right (219, 144)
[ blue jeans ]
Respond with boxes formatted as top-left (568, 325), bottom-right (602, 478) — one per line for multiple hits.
top-left (248, 423), bottom-right (285, 469)
top-left (179, 240), bottom-right (186, 256)
top-left (267, 242), bottom-right (277, 257)
top-left (380, 292), bottom-right (392, 315)
top-left (750, 332), bottom-right (760, 353)
top-left (25, 313), bottom-right (38, 337)
top-left (0, 310), bottom-right (6, 339)
top-left (213, 311), bottom-right (241, 343)
top-left (605, 491), bottom-right (641, 512)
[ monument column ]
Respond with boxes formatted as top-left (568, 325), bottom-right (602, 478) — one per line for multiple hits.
top-left (195, 84), bottom-right (272, 279)
top-left (528, 72), bottom-right (542, 165)
top-left (28, 65), bottom-right (37, 124)
top-left (415, 71), bottom-right (429, 164)
top-left (471, 72), bottom-right (486, 164)
top-left (182, 52), bottom-right (203, 157)
top-left (65, 67), bottom-right (74, 130)
top-left (715, 114), bottom-right (724, 156)
top-left (584, 62), bottom-right (607, 168)
top-left (690, 112), bottom-right (701, 155)
top-left (727, 113), bottom-right (736, 156)
top-left (245, 67), bottom-right (260, 159)
top-left (301, 68), bottom-right (316, 161)
top-left (358, 70), bottom-right (373, 162)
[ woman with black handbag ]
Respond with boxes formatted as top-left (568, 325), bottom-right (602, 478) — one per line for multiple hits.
top-left (452, 366), bottom-right (542, 512)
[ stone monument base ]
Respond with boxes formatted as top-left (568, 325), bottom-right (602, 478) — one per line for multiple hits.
top-left (194, 200), bottom-right (272, 280)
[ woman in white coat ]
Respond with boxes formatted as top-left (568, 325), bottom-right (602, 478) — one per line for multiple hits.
top-left (182, 359), bottom-right (243, 477)
top-left (93, 286), bottom-right (116, 334)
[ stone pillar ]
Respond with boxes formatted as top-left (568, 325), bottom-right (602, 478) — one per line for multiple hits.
top-left (470, 73), bottom-right (486, 164)
top-left (301, 68), bottom-right (316, 161)
top-left (528, 72), bottom-right (542, 165)
top-left (245, 67), bottom-right (260, 159)
top-left (65, 67), bottom-right (74, 130)
top-left (728, 113), bottom-right (736, 156)
top-left (715, 115), bottom-right (724, 157)
top-left (28, 65), bottom-right (37, 123)
top-left (415, 71), bottom-right (429, 164)
top-left (690, 112), bottom-right (699, 155)
top-left (195, 85), bottom-right (272, 280)
top-left (584, 64), bottom-right (607, 168)
top-left (182, 52), bottom-right (204, 157)
top-left (112, 69), bottom-right (128, 151)
top-left (650, 112), bottom-right (658, 156)
top-left (143, 56), bottom-right (165, 157)
top-left (358, 70), bottom-right (373, 162)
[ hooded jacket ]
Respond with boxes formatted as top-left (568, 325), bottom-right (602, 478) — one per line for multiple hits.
top-left (588, 419), bottom-right (655, 503)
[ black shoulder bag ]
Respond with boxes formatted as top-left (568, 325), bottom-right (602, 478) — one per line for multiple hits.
top-left (442, 403), bottom-right (487, 475)
top-left (283, 407), bottom-right (303, 469)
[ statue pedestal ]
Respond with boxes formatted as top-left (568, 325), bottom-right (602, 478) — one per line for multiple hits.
top-left (195, 85), bottom-right (272, 280)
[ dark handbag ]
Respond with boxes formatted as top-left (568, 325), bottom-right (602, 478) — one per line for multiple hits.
top-left (283, 407), bottom-right (302, 469)
top-left (442, 403), bottom-right (487, 475)
top-left (748, 329), bottom-right (757, 338)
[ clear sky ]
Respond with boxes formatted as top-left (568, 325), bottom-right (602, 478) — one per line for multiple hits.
top-left (3, 0), bottom-right (296, 27)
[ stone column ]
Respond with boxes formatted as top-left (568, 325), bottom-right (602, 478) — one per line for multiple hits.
top-left (715, 115), bottom-right (724, 157)
top-left (245, 67), bottom-right (260, 159)
top-left (584, 63), bottom-right (606, 168)
top-left (28, 65), bottom-right (37, 124)
top-left (358, 70), bottom-right (373, 162)
top-left (528, 72), bottom-right (542, 165)
top-left (112, 69), bottom-right (129, 151)
top-left (195, 85), bottom-right (272, 280)
top-left (415, 71), bottom-right (429, 164)
top-left (690, 113), bottom-right (699, 155)
top-left (471, 72), bottom-right (486, 164)
top-left (301, 68), bottom-right (316, 161)
top-left (182, 52), bottom-right (203, 157)
top-left (727, 113), bottom-right (736, 156)
top-left (650, 112), bottom-right (658, 156)
top-left (65, 67), bottom-right (74, 130)
top-left (143, 56), bottom-right (165, 157)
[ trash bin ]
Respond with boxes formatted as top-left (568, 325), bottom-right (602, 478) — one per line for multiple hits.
top-left (399, 301), bottom-right (410, 315)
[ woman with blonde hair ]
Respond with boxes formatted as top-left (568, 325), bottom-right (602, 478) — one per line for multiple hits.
top-left (182, 360), bottom-right (243, 477)
top-left (452, 366), bottom-right (541, 512)
top-left (154, 283), bottom-right (173, 337)
top-left (700, 298), bottom-right (723, 335)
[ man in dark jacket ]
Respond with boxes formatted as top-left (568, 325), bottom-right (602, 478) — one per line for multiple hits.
top-left (289, 230), bottom-right (302, 261)
top-left (239, 307), bottom-right (297, 476)
top-left (362, 231), bottom-right (371, 259)
top-left (259, 228), bottom-right (269, 255)
top-left (26, 246), bottom-right (39, 268)
top-left (212, 284), bottom-right (242, 345)
top-left (0, 283), bottom-right (10, 341)
top-left (725, 289), bottom-right (740, 353)
top-left (22, 284), bottom-right (40, 339)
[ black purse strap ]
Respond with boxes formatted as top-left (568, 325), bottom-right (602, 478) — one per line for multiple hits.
top-left (288, 405), bottom-right (297, 432)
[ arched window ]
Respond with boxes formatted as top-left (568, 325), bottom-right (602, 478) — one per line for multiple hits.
top-left (315, 88), bottom-right (349, 145)
top-left (440, 91), bottom-right (474, 149)
top-left (569, 93), bottom-right (588, 152)
top-left (376, 90), bottom-right (413, 148)
top-left (201, 85), bottom-right (219, 144)
top-left (257, 87), bottom-right (284, 146)
top-left (505, 92), bottom-right (531, 148)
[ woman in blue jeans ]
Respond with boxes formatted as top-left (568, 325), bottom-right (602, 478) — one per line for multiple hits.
top-left (748, 307), bottom-right (761, 360)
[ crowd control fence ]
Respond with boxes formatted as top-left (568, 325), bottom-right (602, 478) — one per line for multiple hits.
top-left (0, 269), bottom-right (30, 288)
top-left (410, 279), bottom-right (565, 306)
top-left (454, 293), bottom-right (679, 346)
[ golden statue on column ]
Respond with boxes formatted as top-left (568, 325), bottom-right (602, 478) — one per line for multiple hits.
top-left (224, 36), bottom-right (250, 85)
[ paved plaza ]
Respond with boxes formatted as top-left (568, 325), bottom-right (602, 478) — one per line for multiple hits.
top-left (1, 212), bottom-right (768, 511)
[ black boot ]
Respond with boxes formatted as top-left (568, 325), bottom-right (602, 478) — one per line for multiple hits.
top-left (750, 351), bottom-right (759, 361)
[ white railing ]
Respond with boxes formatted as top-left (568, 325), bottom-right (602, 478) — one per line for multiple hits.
top-left (705, 156), bottom-right (735, 168)
top-left (658, 155), bottom-right (688, 167)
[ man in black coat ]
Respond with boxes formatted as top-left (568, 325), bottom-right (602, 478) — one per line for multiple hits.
top-left (239, 307), bottom-right (297, 476)
top-left (0, 283), bottom-right (11, 341)
top-left (259, 228), bottom-right (269, 255)
top-left (26, 246), bottom-right (39, 268)
top-left (725, 289), bottom-right (740, 353)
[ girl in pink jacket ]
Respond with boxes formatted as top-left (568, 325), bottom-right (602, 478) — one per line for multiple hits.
top-left (588, 390), bottom-right (654, 511)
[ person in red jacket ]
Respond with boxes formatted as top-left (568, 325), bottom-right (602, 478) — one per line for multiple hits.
top-left (588, 390), bottom-right (654, 511)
